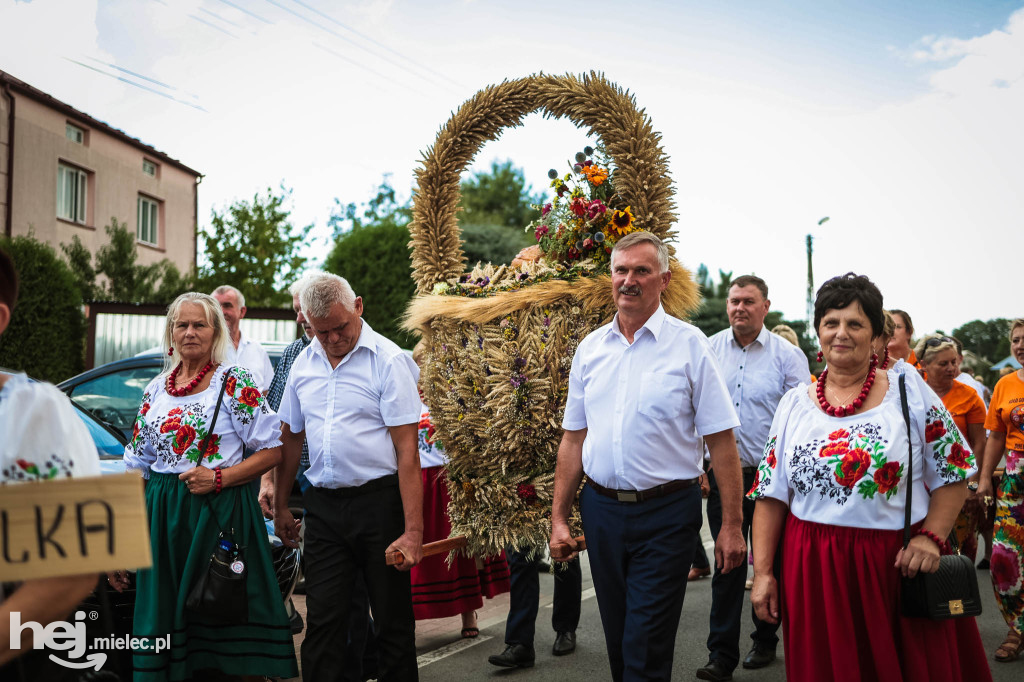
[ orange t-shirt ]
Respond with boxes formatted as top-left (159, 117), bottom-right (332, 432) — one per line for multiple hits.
top-left (940, 380), bottom-right (986, 439)
top-left (985, 371), bottom-right (1024, 452)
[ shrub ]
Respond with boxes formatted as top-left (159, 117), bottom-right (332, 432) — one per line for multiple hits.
top-left (0, 235), bottom-right (86, 382)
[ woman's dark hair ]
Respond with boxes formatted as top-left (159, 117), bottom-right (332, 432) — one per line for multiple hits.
top-left (813, 272), bottom-right (884, 337)
top-left (0, 248), bottom-right (17, 310)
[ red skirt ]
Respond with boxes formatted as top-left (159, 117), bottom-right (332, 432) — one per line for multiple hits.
top-left (781, 515), bottom-right (991, 682)
top-left (410, 466), bottom-right (510, 620)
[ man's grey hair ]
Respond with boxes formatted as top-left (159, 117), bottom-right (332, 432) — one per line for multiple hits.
top-left (288, 269), bottom-right (325, 298)
top-left (211, 284), bottom-right (245, 309)
top-left (301, 273), bottom-right (357, 318)
top-left (610, 232), bottom-right (669, 274)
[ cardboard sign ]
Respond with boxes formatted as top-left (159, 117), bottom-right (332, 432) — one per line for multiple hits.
top-left (0, 472), bottom-right (151, 582)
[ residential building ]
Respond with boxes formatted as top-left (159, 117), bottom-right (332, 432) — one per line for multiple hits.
top-left (0, 70), bottom-right (201, 274)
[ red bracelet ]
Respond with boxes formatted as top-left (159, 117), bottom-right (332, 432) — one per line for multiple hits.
top-left (214, 467), bottom-right (223, 494)
top-left (913, 528), bottom-right (950, 554)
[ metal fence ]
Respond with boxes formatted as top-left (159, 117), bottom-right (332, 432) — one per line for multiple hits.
top-left (85, 302), bottom-right (298, 369)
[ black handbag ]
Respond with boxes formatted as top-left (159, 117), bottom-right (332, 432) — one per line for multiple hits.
top-left (897, 373), bottom-right (982, 620)
top-left (185, 371), bottom-right (249, 623)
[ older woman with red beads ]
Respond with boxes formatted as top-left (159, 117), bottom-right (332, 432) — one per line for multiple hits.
top-left (748, 273), bottom-right (990, 682)
top-left (109, 292), bottom-right (298, 681)
top-left (915, 334), bottom-right (987, 562)
top-left (977, 318), bottom-right (1024, 663)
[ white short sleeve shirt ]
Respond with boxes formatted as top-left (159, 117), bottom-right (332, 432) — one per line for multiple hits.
top-left (562, 305), bottom-right (740, 490)
top-left (226, 329), bottom-right (275, 392)
top-left (278, 321), bottom-right (421, 488)
top-left (709, 326), bottom-right (810, 467)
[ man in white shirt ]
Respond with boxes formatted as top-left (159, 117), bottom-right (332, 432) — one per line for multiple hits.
top-left (549, 232), bottom-right (747, 682)
top-left (273, 273), bottom-right (423, 682)
top-left (212, 284), bottom-right (275, 391)
top-left (701, 275), bottom-right (810, 680)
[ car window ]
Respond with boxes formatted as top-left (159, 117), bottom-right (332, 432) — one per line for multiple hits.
top-left (68, 366), bottom-right (161, 436)
top-left (74, 407), bottom-right (126, 459)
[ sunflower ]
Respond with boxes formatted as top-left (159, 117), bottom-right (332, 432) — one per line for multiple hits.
top-left (610, 206), bottom-right (635, 234)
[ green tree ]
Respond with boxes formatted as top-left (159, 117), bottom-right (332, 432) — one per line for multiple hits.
top-left (460, 160), bottom-right (544, 230)
top-left (953, 318), bottom-right (1012, 364)
top-left (61, 219), bottom-right (191, 303)
top-left (325, 178), bottom-right (416, 348)
top-left (0, 234), bottom-right (86, 382)
top-left (197, 186), bottom-right (312, 307)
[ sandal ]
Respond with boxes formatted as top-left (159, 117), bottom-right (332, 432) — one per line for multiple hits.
top-left (461, 611), bottom-right (479, 639)
top-left (995, 628), bottom-right (1022, 663)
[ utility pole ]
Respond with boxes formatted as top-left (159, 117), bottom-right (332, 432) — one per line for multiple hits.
top-left (807, 217), bottom-right (829, 328)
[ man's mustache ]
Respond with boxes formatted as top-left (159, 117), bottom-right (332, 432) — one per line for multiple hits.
top-left (618, 285), bottom-right (641, 296)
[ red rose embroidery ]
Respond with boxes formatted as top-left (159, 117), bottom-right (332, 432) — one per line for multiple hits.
top-left (925, 420), bottom-right (946, 443)
top-left (160, 417), bottom-right (182, 434)
top-left (873, 461), bottom-right (902, 494)
top-left (766, 449), bottom-right (777, 469)
top-left (820, 440), bottom-right (850, 459)
top-left (168, 407), bottom-right (183, 416)
top-left (141, 402), bottom-right (151, 416)
top-left (239, 386), bottom-right (261, 408)
top-left (947, 443), bottom-right (970, 470)
top-left (828, 429), bottom-right (850, 441)
top-left (225, 374), bottom-right (237, 397)
top-left (197, 435), bottom-right (220, 458)
top-left (132, 422), bottom-right (140, 442)
top-left (750, 469), bottom-right (761, 493)
top-left (835, 448), bottom-right (871, 488)
top-left (172, 425), bottom-right (197, 454)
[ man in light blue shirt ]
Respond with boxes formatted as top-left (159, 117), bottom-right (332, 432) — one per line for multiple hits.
top-left (700, 275), bottom-right (809, 681)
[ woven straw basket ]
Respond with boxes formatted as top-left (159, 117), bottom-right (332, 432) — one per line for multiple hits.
top-left (403, 72), bottom-right (700, 557)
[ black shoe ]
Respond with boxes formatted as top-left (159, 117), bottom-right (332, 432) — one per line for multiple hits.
top-left (977, 558), bottom-right (990, 570)
top-left (552, 631), bottom-right (576, 656)
top-left (742, 644), bottom-right (777, 669)
top-left (488, 644), bottom-right (535, 668)
top-left (696, 660), bottom-right (733, 681)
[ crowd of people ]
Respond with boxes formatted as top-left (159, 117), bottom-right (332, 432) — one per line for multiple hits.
top-left (2, 234), bottom-right (1023, 681)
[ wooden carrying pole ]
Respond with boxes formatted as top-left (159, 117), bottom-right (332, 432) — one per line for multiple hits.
top-left (385, 534), bottom-right (587, 566)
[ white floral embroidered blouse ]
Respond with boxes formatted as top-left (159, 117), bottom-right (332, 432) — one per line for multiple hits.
top-left (747, 367), bottom-right (976, 529)
top-left (123, 365), bottom-right (282, 478)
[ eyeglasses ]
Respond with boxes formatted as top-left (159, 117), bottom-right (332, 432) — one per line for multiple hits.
top-left (921, 337), bottom-right (955, 352)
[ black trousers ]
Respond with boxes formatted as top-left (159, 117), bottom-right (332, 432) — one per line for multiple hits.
top-left (301, 481), bottom-right (417, 682)
top-left (504, 547), bottom-right (581, 648)
top-left (705, 468), bottom-right (781, 672)
top-left (582, 484), bottom-right (702, 682)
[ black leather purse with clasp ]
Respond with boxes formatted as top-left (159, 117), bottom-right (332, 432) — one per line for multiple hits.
top-left (184, 370), bottom-right (249, 623)
top-left (897, 373), bottom-right (982, 620)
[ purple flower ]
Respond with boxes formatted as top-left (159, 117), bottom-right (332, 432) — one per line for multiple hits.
top-left (514, 358), bottom-right (527, 368)
top-left (510, 375), bottom-right (523, 388)
top-left (542, 203), bottom-right (552, 216)
top-left (535, 224), bottom-right (549, 240)
top-left (587, 200), bottom-right (607, 219)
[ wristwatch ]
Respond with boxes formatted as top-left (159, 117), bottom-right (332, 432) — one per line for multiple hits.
top-left (967, 481), bottom-right (979, 492)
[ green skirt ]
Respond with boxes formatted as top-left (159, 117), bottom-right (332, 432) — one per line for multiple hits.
top-left (132, 472), bottom-right (298, 681)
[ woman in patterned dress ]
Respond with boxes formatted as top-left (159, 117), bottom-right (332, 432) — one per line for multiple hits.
top-left (108, 293), bottom-right (298, 682)
top-left (748, 273), bottom-right (990, 682)
top-left (977, 318), bottom-right (1024, 662)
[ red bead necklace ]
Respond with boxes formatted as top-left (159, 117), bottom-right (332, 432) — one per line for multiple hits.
top-left (816, 354), bottom-right (878, 417)
top-left (166, 361), bottom-right (214, 397)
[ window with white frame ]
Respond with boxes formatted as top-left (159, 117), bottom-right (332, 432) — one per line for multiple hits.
top-left (56, 163), bottom-right (88, 224)
top-left (65, 123), bottom-right (84, 144)
top-left (137, 195), bottom-right (159, 245)
top-left (142, 159), bottom-right (157, 176)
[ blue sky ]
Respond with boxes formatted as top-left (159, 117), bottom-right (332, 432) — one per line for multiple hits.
top-left (2, 0), bottom-right (1022, 342)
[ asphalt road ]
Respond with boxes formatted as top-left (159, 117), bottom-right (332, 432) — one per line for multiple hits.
top-left (416, 552), bottom-right (1021, 681)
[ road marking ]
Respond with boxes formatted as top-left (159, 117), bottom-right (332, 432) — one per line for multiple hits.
top-left (417, 634), bottom-right (493, 668)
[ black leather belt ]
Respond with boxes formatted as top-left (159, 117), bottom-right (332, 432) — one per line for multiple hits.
top-left (314, 473), bottom-right (398, 498)
top-left (586, 477), bottom-right (699, 503)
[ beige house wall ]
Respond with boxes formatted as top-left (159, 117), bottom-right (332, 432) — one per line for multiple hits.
top-left (3, 84), bottom-right (198, 275)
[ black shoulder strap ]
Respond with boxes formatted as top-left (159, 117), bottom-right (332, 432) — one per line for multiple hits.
top-left (899, 373), bottom-right (913, 549)
top-left (198, 366), bottom-right (233, 535)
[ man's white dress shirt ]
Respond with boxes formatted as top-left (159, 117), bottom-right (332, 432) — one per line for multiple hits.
top-left (278, 320), bottom-right (420, 489)
top-left (562, 305), bottom-right (740, 490)
top-left (709, 326), bottom-right (810, 467)
top-left (956, 372), bottom-right (988, 407)
top-left (226, 328), bottom-right (275, 392)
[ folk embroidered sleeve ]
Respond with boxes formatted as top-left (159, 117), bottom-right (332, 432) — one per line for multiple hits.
top-left (223, 366), bottom-right (283, 453)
